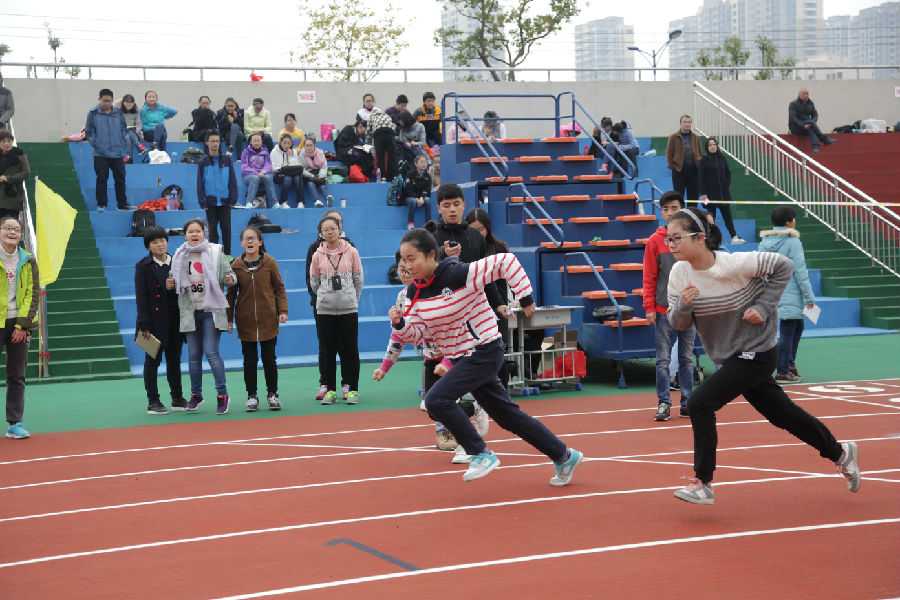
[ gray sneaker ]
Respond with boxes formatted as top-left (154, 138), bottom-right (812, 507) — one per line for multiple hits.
top-left (267, 392), bottom-right (281, 411)
top-left (550, 449), bottom-right (583, 486)
top-left (246, 394), bottom-right (259, 412)
top-left (463, 451), bottom-right (500, 482)
top-left (674, 478), bottom-right (714, 504)
top-left (654, 403), bottom-right (671, 421)
top-left (836, 441), bottom-right (860, 492)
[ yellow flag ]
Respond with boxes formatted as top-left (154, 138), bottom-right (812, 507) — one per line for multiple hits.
top-left (36, 179), bottom-right (78, 287)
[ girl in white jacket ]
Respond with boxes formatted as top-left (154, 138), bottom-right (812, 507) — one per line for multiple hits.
top-left (270, 133), bottom-right (304, 208)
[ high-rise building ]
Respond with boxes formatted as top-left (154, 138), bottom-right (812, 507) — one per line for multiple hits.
top-left (668, 15), bottom-right (699, 81)
top-left (440, 6), bottom-right (496, 82)
top-left (825, 2), bottom-right (899, 79)
top-left (573, 17), bottom-right (635, 82)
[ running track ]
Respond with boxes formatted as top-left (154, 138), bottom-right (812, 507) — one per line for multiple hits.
top-left (1, 379), bottom-right (897, 599)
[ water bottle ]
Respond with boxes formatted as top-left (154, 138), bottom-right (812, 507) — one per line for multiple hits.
top-left (340, 198), bottom-right (346, 208)
top-left (375, 168), bottom-right (381, 182)
top-left (167, 191), bottom-right (177, 211)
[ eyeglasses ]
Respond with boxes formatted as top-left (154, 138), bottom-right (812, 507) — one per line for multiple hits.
top-left (320, 228), bottom-right (339, 234)
top-left (398, 268), bottom-right (412, 277)
top-left (1, 226), bottom-right (21, 233)
top-left (665, 232), bottom-right (699, 245)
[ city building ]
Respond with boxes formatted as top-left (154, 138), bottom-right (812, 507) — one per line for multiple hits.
top-left (573, 17), bottom-right (635, 82)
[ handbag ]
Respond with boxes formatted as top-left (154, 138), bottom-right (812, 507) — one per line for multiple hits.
top-left (278, 164), bottom-right (305, 177)
top-left (592, 305), bottom-right (634, 323)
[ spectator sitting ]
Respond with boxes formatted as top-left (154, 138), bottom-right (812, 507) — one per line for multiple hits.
top-left (445, 110), bottom-right (475, 144)
top-left (271, 133), bottom-right (304, 209)
top-left (0, 76), bottom-right (13, 130)
top-left (356, 93), bottom-right (378, 125)
top-left (404, 154), bottom-right (433, 229)
top-left (334, 122), bottom-right (375, 180)
top-left (367, 107), bottom-right (399, 180)
top-left (413, 91), bottom-right (442, 147)
top-left (244, 97), bottom-right (274, 152)
top-left (788, 88), bottom-right (836, 153)
top-left (278, 113), bottom-right (305, 150)
top-left (140, 90), bottom-right (177, 151)
top-left (118, 94), bottom-right (143, 164)
top-left (385, 94), bottom-right (408, 128)
top-left (397, 109), bottom-right (427, 166)
top-left (240, 132), bottom-right (278, 209)
top-left (482, 111), bottom-right (506, 141)
top-left (188, 95), bottom-right (217, 143)
top-left (611, 120), bottom-right (640, 176)
top-left (299, 136), bottom-right (333, 208)
top-left (215, 97), bottom-right (245, 159)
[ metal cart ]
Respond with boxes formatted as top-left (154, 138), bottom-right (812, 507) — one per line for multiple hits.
top-left (505, 306), bottom-right (584, 396)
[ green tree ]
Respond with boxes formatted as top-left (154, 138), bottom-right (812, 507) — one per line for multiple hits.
top-left (0, 44), bottom-right (11, 62)
top-left (42, 23), bottom-right (79, 79)
top-left (718, 36), bottom-right (749, 80)
top-left (435, 0), bottom-right (581, 82)
top-left (692, 48), bottom-right (723, 81)
top-left (294, 0), bottom-right (408, 82)
top-left (753, 35), bottom-right (796, 80)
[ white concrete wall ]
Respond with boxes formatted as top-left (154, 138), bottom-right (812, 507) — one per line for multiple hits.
top-left (6, 77), bottom-right (899, 142)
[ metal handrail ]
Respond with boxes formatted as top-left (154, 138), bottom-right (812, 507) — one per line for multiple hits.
top-left (633, 178), bottom-right (665, 221)
top-left (691, 81), bottom-right (900, 278)
top-left (557, 92), bottom-right (636, 179)
top-left (4, 61), bottom-right (898, 82)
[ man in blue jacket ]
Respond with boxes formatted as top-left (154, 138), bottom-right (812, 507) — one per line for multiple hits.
top-left (85, 88), bottom-right (134, 211)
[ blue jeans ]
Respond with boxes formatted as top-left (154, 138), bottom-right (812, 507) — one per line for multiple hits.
top-left (242, 173), bottom-right (278, 207)
top-left (654, 312), bottom-right (695, 406)
top-left (226, 123), bottom-right (244, 158)
top-left (125, 129), bottom-right (142, 163)
top-left (280, 175), bottom-right (304, 206)
top-left (777, 318), bottom-right (805, 375)
top-left (789, 120), bottom-right (828, 148)
top-left (406, 196), bottom-right (431, 225)
top-left (302, 177), bottom-right (330, 204)
top-left (185, 310), bottom-right (227, 396)
top-left (143, 125), bottom-right (168, 151)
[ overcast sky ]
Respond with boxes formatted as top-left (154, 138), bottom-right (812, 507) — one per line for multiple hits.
top-left (0, 0), bottom-right (890, 81)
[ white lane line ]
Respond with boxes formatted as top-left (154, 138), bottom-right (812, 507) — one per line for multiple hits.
top-left (205, 518), bottom-right (900, 599)
top-left (1, 474), bottom-right (894, 569)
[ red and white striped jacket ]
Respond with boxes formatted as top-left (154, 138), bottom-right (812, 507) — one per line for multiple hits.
top-left (393, 254), bottom-right (534, 358)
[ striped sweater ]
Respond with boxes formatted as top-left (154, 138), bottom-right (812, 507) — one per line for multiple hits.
top-left (393, 254), bottom-right (534, 359)
top-left (380, 289), bottom-right (451, 373)
top-left (667, 251), bottom-right (792, 365)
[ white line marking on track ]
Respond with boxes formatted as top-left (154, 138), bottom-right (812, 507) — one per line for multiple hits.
top-left (1, 475), bottom-right (894, 569)
top-left (204, 518), bottom-right (900, 599)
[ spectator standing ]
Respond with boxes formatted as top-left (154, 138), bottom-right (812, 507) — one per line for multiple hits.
top-left (299, 136), bottom-right (333, 208)
top-left (788, 88), bottom-right (837, 153)
top-left (642, 191), bottom-right (695, 422)
top-left (244, 98), bottom-right (274, 151)
top-left (397, 109), bottom-right (427, 166)
top-left (0, 130), bottom-right (30, 221)
top-left (134, 226), bottom-right (185, 414)
top-left (309, 215), bottom-right (364, 405)
top-left (118, 94), bottom-right (143, 164)
top-left (757, 205), bottom-right (816, 383)
top-left (404, 154), bottom-right (432, 229)
top-left (197, 131), bottom-right (238, 255)
top-left (611, 120), bottom-right (640, 177)
top-left (356, 93), bottom-right (378, 124)
top-left (413, 91), bottom-right (442, 147)
top-left (698, 136), bottom-right (745, 244)
top-left (278, 113), bottom-right (305, 150)
top-left (140, 90), bottom-right (177, 151)
top-left (0, 76), bottom-right (13, 130)
top-left (665, 115), bottom-right (702, 205)
top-left (385, 94), bottom-right (409, 128)
top-left (240, 132), bottom-right (278, 209)
top-left (188, 96), bottom-right (217, 143)
top-left (0, 216), bottom-right (38, 439)
top-left (482, 111), bottom-right (507, 141)
top-left (271, 133), bottom-right (304, 208)
top-left (226, 226), bottom-right (289, 412)
top-left (85, 88), bottom-right (133, 212)
top-left (216, 97), bottom-right (245, 159)
top-left (366, 107), bottom-right (398, 181)
top-left (172, 218), bottom-right (236, 415)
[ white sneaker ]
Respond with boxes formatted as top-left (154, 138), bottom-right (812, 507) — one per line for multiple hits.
top-left (731, 235), bottom-right (747, 244)
top-left (836, 441), bottom-right (861, 492)
top-left (451, 445), bottom-right (469, 464)
top-left (281, 202), bottom-right (290, 209)
top-left (673, 478), bottom-right (715, 504)
top-left (462, 451), bottom-right (500, 481)
top-left (472, 401), bottom-right (490, 437)
top-left (419, 399), bottom-right (426, 411)
top-left (245, 202), bottom-right (254, 209)
top-left (272, 203), bottom-right (281, 209)
top-left (314, 199), bottom-right (324, 208)
top-left (297, 202), bottom-right (305, 209)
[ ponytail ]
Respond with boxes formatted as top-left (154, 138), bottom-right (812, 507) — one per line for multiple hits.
top-left (670, 207), bottom-right (722, 251)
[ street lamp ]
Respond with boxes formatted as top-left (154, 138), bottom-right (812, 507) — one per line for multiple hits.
top-left (628, 29), bottom-right (682, 81)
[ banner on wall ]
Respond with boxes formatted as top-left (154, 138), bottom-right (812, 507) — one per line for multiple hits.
top-left (297, 91), bottom-right (317, 103)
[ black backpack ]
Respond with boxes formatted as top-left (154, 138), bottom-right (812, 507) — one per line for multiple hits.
top-left (386, 174), bottom-right (405, 206)
top-left (129, 209), bottom-right (156, 237)
top-left (180, 147), bottom-right (205, 164)
top-left (247, 212), bottom-right (282, 234)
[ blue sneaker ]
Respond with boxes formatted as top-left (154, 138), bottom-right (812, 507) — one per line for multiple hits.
top-left (463, 450), bottom-right (500, 481)
top-left (6, 422), bottom-right (30, 439)
top-left (550, 449), bottom-right (583, 486)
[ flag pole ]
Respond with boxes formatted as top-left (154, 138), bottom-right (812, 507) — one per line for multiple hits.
top-left (30, 176), bottom-right (50, 378)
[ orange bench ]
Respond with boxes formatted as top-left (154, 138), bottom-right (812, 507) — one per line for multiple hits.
top-left (606, 318), bottom-right (650, 327)
top-left (559, 265), bottom-right (603, 273)
top-left (588, 239), bottom-right (631, 247)
top-left (568, 217), bottom-right (610, 224)
top-left (471, 156), bottom-right (508, 163)
top-left (597, 193), bottom-right (638, 201)
top-left (540, 136), bottom-right (576, 143)
top-left (551, 195), bottom-right (590, 202)
top-left (508, 196), bottom-right (546, 203)
top-left (581, 290), bottom-right (627, 299)
top-left (609, 263), bottom-right (643, 271)
top-left (526, 218), bottom-right (564, 225)
top-left (485, 176), bottom-right (523, 183)
top-left (530, 175), bottom-right (568, 182)
top-left (540, 241), bottom-right (583, 249)
top-left (559, 155), bottom-right (594, 162)
top-left (574, 174), bottom-right (612, 181)
top-left (616, 214), bottom-right (656, 222)
top-left (515, 155), bottom-right (552, 162)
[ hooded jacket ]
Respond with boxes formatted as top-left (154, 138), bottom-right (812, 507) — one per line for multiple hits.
top-left (241, 145), bottom-right (273, 177)
top-left (0, 147), bottom-right (30, 212)
top-left (140, 103), bottom-right (178, 132)
top-left (226, 252), bottom-right (288, 341)
top-left (306, 232), bottom-right (354, 307)
top-left (196, 152), bottom-right (238, 208)
top-left (309, 239), bottom-right (364, 315)
top-left (85, 104), bottom-right (127, 158)
top-left (0, 247), bottom-right (39, 333)
top-left (642, 225), bottom-right (678, 316)
top-left (757, 227), bottom-right (814, 320)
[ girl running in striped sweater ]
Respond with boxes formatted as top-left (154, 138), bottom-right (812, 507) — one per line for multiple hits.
top-left (390, 228), bottom-right (583, 483)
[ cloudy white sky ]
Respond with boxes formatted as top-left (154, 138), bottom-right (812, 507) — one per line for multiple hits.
top-left (0, 0), bottom-right (889, 81)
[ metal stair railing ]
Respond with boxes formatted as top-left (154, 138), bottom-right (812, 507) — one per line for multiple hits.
top-left (691, 81), bottom-right (900, 278)
top-left (557, 92), bottom-right (637, 179)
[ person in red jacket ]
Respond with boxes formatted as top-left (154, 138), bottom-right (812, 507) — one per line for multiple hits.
top-left (642, 191), bottom-right (695, 422)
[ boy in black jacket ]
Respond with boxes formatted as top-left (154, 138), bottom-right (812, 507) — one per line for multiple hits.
top-left (404, 155), bottom-right (433, 229)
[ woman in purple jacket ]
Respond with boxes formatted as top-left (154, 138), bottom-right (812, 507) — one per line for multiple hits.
top-left (240, 132), bottom-right (278, 209)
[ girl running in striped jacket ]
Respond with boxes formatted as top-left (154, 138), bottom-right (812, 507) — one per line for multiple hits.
top-left (390, 228), bottom-right (583, 483)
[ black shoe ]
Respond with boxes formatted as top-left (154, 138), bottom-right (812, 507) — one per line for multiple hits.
top-left (117, 204), bottom-right (137, 211)
top-left (147, 400), bottom-right (169, 415)
top-left (679, 405), bottom-right (690, 418)
top-left (171, 397), bottom-right (187, 411)
top-left (669, 376), bottom-right (679, 391)
top-left (654, 403), bottom-right (671, 421)
top-left (812, 146), bottom-right (820, 153)
top-left (824, 137), bottom-right (837, 145)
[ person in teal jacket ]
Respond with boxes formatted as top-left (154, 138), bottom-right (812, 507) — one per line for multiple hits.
top-left (757, 205), bottom-right (816, 383)
top-left (140, 90), bottom-right (177, 151)
top-left (196, 130), bottom-right (237, 255)
top-left (0, 216), bottom-right (39, 439)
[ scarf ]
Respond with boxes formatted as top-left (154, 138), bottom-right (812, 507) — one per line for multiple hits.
top-left (171, 239), bottom-right (228, 311)
top-left (302, 147), bottom-right (325, 170)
